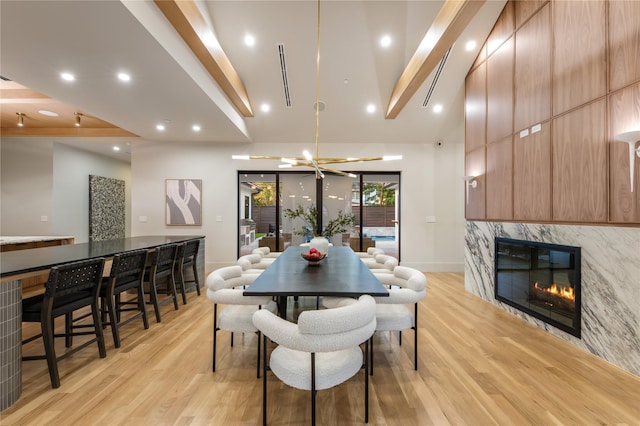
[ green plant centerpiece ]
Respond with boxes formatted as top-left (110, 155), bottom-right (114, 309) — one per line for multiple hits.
top-left (284, 203), bottom-right (355, 241)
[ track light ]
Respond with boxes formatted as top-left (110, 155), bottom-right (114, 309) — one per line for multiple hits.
top-left (74, 112), bottom-right (82, 127)
top-left (16, 112), bottom-right (25, 127)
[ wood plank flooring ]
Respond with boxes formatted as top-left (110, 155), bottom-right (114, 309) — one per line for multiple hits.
top-left (3, 272), bottom-right (639, 425)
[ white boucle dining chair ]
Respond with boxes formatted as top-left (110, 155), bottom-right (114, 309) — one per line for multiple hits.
top-left (369, 266), bottom-right (426, 374)
top-left (206, 265), bottom-right (276, 378)
top-left (237, 253), bottom-right (272, 274)
top-left (355, 247), bottom-right (385, 259)
top-left (253, 295), bottom-right (377, 426)
top-left (363, 253), bottom-right (398, 273)
top-left (252, 247), bottom-right (281, 259)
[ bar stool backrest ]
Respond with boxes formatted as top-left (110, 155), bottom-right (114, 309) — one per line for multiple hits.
top-left (45, 258), bottom-right (106, 299)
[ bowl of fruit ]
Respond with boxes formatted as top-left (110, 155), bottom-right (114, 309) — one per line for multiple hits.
top-left (301, 247), bottom-right (327, 266)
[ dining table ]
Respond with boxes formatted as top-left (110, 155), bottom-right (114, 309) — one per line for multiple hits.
top-left (244, 245), bottom-right (388, 318)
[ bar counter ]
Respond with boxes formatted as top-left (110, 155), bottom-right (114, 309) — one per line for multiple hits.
top-left (0, 235), bottom-right (205, 411)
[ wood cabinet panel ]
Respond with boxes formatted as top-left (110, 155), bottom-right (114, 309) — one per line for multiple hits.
top-left (514, 3), bottom-right (551, 131)
top-left (487, 38), bottom-right (514, 144)
top-left (486, 137), bottom-right (513, 220)
top-left (552, 100), bottom-right (608, 222)
top-left (609, 1), bottom-right (640, 92)
top-left (609, 83), bottom-right (640, 222)
top-left (515, 0), bottom-right (547, 29)
top-left (465, 62), bottom-right (486, 153)
top-left (553, 0), bottom-right (606, 115)
top-left (487, 1), bottom-right (514, 55)
top-left (514, 123), bottom-right (551, 221)
top-left (465, 147), bottom-right (486, 220)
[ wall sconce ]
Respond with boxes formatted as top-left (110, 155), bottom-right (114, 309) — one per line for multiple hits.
top-left (74, 112), bottom-right (83, 127)
top-left (615, 130), bottom-right (640, 192)
top-left (463, 175), bottom-right (477, 204)
top-left (16, 112), bottom-right (25, 127)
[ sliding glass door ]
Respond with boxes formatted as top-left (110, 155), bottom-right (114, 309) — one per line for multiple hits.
top-left (238, 171), bottom-right (400, 260)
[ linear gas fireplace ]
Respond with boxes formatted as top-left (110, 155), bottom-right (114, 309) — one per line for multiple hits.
top-left (494, 238), bottom-right (581, 337)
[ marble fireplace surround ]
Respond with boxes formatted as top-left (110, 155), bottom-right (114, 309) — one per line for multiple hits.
top-left (465, 221), bottom-right (640, 378)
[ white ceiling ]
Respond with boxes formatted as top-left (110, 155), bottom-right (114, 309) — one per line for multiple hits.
top-left (0, 0), bottom-right (506, 161)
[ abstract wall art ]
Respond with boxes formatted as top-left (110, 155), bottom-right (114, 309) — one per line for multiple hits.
top-left (89, 175), bottom-right (126, 241)
top-left (166, 179), bottom-right (202, 225)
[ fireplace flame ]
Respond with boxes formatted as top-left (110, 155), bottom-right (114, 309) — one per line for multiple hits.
top-left (534, 282), bottom-right (575, 301)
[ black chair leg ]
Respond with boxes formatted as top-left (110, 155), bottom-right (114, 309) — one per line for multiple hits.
top-left (370, 333), bottom-right (374, 376)
top-left (192, 264), bottom-right (201, 296)
top-left (365, 338), bottom-right (370, 423)
top-left (212, 307), bottom-right (218, 372)
top-left (262, 334), bottom-right (268, 426)
top-left (106, 293), bottom-right (120, 348)
top-left (168, 275), bottom-right (180, 310)
top-left (414, 303), bottom-right (418, 370)
top-left (139, 287), bottom-right (150, 330)
top-left (257, 331), bottom-right (261, 379)
top-left (64, 313), bottom-right (72, 347)
top-left (41, 315), bottom-right (60, 388)
top-left (311, 352), bottom-right (316, 426)
top-left (149, 278), bottom-right (162, 323)
top-left (91, 301), bottom-right (107, 358)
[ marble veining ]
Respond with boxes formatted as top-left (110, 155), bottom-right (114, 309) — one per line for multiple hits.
top-left (465, 221), bottom-right (640, 377)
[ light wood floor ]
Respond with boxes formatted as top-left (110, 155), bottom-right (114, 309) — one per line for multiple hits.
top-left (3, 273), bottom-right (640, 425)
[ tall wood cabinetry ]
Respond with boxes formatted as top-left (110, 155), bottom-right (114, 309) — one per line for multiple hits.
top-left (465, 0), bottom-right (640, 224)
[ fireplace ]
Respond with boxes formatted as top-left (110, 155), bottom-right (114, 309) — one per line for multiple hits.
top-left (494, 238), bottom-right (581, 337)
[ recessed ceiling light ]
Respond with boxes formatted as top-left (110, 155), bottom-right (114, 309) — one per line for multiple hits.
top-left (380, 35), bottom-right (391, 48)
top-left (261, 103), bottom-right (271, 112)
top-left (113, 146), bottom-right (121, 151)
top-left (156, 124), bottom-right (165, 131)
top-left (117, 72), bottom-right (131, 82)
top-left (244, 34), bottom-right (255, 47)
top-left (192, 124), bottom-right (201, 132)
top-left (366, 104), bottom-right (376, 114)
top-left (465, 40), bottom-right (477, 51)
top-left (38, 110), bottom-right (59, 117)
top-left (433, 104), bottom-right (443, 113)
top-left (60, 72), bottom-right (75, 81)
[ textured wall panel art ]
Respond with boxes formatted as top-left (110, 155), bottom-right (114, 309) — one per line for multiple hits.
top-left (166, 179), bottom-right (202, 225)
top-left (89, 175), bottom-right (125, 241)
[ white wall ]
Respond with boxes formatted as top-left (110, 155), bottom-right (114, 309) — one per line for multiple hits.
top-left (53, 143), bottom-right (131, 242)
top-left (0, 138), bottom-right (131, 242)
top-left (0, 139), bottom-right (54, 235)
top-left (130, 138), bottom-right (466, 273)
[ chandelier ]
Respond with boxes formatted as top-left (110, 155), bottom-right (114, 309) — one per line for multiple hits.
top-left (232, 0), bottom-right (402, 179)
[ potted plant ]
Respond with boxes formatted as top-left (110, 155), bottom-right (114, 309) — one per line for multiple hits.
top-left (284, 203), bottom-right (355, 254)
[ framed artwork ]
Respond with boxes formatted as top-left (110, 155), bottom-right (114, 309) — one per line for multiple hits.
top-left (166, 179), bottom-right (202, 225)
top-left (89, 175), bottom-right (126, 240)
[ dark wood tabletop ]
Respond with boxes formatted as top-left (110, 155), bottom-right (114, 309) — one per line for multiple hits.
top-left (1, 235), bottom-right (204, 278)
top-left (243, 246), bottom-right (389, 298)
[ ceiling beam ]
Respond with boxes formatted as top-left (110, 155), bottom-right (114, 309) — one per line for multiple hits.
top-left (154, 0), bottom-right (254, 117)
top-left (385, 0), bottom-right (485, 119)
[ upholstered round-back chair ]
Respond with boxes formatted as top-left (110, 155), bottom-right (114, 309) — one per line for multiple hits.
top-left (355, 247), bottom-right (384, 259)
top-left (206, 265), bottom-right (276, 377)
top-left (370, 266), bottom-right (426, 373)
top-left (252, 247), bottom-right (281, 259)
top-left (253, 295), bottom-right (376, 425)
top-left (363, 253), bottom-right (398, 273)
top-left (237, 253), bottom-right (272, 274)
